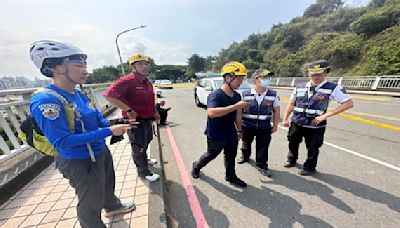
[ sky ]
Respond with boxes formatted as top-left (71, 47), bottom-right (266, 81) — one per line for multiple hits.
top-left (0, 0), bottom-right (368, 80)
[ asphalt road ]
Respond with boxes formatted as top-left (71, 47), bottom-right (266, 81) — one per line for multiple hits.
top-left (158, 87), bottom-right (400, 228)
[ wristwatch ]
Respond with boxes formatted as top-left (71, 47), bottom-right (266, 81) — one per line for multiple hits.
top-left (126, 108), bottom-right (133, 113)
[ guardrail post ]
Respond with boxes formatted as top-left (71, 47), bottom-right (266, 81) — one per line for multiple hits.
top-left (0, 135), bottom-right (11, 155)
top-left (276, 78), bottom-right (280, 86)
top-left (371, 76), bottom-right (381, 90)
top-left (291, 78), bottom-right (296, 87)
top-left (338, 77), bottom-right (343, 85)
top-left (0, 114), bottom-right (20, 150)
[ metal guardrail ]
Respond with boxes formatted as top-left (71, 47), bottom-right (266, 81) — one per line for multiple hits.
top-left (270, 76), bottom-right (400, 91)
top-left (0, 84), bottom-right (110, 159)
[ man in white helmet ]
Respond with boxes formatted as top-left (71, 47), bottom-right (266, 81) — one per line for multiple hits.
top-left (29, 40), bottom-right (136, 227)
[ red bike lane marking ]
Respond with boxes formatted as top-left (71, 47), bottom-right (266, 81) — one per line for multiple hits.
top-left (166, 126), bottom-right (209, 228)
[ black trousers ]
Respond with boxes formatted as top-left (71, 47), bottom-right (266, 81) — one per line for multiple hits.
top-left (128, 119), bottom-right (153, 177)
top-left (56, 148), bottom-right (122, 228)
top-left (193, 139), bottom-right (238, 179)
top-left (287, 123), bottom-right (325, 171)
top-left (241, 126), bottom-right (272, 169)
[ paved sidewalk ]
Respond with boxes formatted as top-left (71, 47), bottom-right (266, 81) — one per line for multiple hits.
top-left (0, 137), bottom-right (151, 228)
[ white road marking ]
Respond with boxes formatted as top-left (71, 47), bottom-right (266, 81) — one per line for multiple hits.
top-left (278, 125), bottom-right (400, 172)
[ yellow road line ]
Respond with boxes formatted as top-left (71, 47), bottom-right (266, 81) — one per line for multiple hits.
top-left (345, 110), bottom-right (400, 122)
top-left (338, 113), bottom-right (400, 131)
top-left (351, 95), bottom-right (389, 101)
top-left (279, 96), bottom-right (400, 131)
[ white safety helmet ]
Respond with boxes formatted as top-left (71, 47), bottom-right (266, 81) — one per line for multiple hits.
top-left (29, 40), bottom-right (86, 69)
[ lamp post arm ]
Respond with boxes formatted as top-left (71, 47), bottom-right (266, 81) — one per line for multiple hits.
top-left (115, 25), bottom-right (147, 76)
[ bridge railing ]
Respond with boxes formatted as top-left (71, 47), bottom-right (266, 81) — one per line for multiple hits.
top-left (0, 84), bottom-right (111, 159)
top-left (269, 75), bottom-right (400, 91)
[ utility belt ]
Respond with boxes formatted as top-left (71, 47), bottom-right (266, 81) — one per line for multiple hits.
top-left (123, 116), bottom-right (155, 122)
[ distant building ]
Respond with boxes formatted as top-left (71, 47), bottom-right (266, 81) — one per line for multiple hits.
top-left (0, 76), bottom-right (51, 90)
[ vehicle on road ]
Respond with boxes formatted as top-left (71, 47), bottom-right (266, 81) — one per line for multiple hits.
top-left (154, 88), bottom-right (162, 98)
top-left (194, 77), bottom-right (252, 107)
top-left (154, 79), bottom-right (173, 89)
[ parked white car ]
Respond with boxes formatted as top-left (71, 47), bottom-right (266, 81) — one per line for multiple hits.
top-left (194, 77), bottom-right (252, 107)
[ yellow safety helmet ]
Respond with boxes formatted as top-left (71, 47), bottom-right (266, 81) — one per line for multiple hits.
top-left (129, 53), bottom-right (150, 65)
top-left (307, 60), bottom-right (330, 75)
top-left (220, 61), bottom-right (247, 77)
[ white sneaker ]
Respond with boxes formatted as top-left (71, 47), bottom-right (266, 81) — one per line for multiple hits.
top-left (145, 173), bottom-right (160, 182)
top-left (147, 158), bottom-right (157, 165)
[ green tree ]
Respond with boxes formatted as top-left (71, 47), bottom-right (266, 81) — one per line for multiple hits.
top-left (186, 54), bottom-right (206, 78)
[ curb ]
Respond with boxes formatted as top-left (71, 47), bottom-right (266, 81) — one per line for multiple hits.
top-left (148, 124), bottom-right (168, 228)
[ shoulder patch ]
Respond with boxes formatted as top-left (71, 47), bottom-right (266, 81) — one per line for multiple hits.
top-left (38, 103), bottom-right (61, 120)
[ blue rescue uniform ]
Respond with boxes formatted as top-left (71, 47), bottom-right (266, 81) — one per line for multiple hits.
top-left (30, 84), bottom-right (112, 159)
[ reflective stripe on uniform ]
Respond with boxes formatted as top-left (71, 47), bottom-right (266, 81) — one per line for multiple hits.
top-left (293, 107), bottom-right (324, 115)
top-left (263, 96), bottom-right (276, 101)
top-left (243, 96), bottom-right (255, 101)
top-left (243, 114), bottom-right (272, 120)
top-left (316, 88), bottom-right (333, 95)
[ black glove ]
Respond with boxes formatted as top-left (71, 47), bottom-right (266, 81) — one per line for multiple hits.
top-left (110, 135), bottom-right (124, 145)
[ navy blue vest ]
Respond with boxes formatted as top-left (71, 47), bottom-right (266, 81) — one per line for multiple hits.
top-left (242, 89), bottom-right (277, 129)
top-left (292, 81), bottom-right (337, 127)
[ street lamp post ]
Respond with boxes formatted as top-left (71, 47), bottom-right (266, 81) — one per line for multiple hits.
top-left (115, 25), bottom-right (147, 76)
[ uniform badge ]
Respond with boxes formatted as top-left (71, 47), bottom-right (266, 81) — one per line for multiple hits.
top-left (265, 101), bottom-right (273, 106)
top-left (87, 102), bottom-right (96, 110)
top-left (38, 103), bottom-right (61, 120)
top-left (316, 94), bottom-right (325, 101)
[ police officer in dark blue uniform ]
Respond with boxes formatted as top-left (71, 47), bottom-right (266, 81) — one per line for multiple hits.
top-left (237, 69), bottom-right (280, 177)
top-left (282, 60), bottom-right (354, 175)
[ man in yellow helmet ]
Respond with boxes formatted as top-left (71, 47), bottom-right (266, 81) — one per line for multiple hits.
top-left (104, 53), bottom-right (160, 182)
top-left (191, 61), bottom-right (249, 188)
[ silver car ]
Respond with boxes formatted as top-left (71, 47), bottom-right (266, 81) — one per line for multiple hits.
top-left (194, 77), bottom-right (252, 107)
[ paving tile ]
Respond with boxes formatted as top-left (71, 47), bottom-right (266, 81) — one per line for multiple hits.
top-left (52, 184), bottom-right (70, 193)
top-left (41, 209), bottom-right (66, 224)
top-left (52, 198), bottom-right (73, 210)
top-left (135, 186), bottom-right (149, 195)
top-left (24, 195), bottom-right (46, 206)
top-left (130, 215), bottom-right (148, 228)
top-left (110, 219), bottom-right (130, 228)
top-left (134, 194), bottom-right (149, 205)
top-left (33, 186), bottom-right (55, 196)
top-left (60, 190), bottom-right (75, 200)
top-left (122, 181), bottom-right (136, 189)
top-left (37, 222), bottom-right (58, 227)
top-left (33, 201), bottom-right (55, 214)
top-left (119, 189), bottom-right (134, 198)
top-left (13, 204), bottom-right (36, 217)
top-left (61, 207), bottom-right (76, 220)
top-left (56, 218), bottom-right (77, 228)
top-left (0, 208), bottom-right (18, 220)
top-left (16, 189), bottom-right (38, 199)
top-left (0, 216), bottom-right (25, 228)
top-left (3, 198), bottom-right (29, 209)
top-left (131, 204), bottom-right (148, 218)
top-left (42, 192), bottom-right (63, 203)
top-left (19, 212), bottom-right (46, 227)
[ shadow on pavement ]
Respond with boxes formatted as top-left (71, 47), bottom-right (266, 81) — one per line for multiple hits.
top-left (201, 174), bottom-right (333, 228)
top-left (164, 179), bottom-right (229, 227)
top-left (261, 170), bottom-right (355, 214)
top-left (312, 172), bottom-right (400, 213)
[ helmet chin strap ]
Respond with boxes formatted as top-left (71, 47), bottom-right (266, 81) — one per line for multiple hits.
top-left (226, 74), bottom-right (237, 93)
top-left (62, 61), bottom-right (80, 85)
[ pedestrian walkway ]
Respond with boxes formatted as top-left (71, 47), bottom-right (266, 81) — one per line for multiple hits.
top-left (0, 137), bottom-right (150, 228)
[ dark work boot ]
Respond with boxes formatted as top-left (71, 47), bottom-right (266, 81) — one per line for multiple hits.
top-left (283, 160), bottom-right (296, 168)
top-left (237, 157), bottom-right (249, 164)
top-left (191, 162), bottom-right (200, 179)
top-left (225, 176), bottom-right (247, 188)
